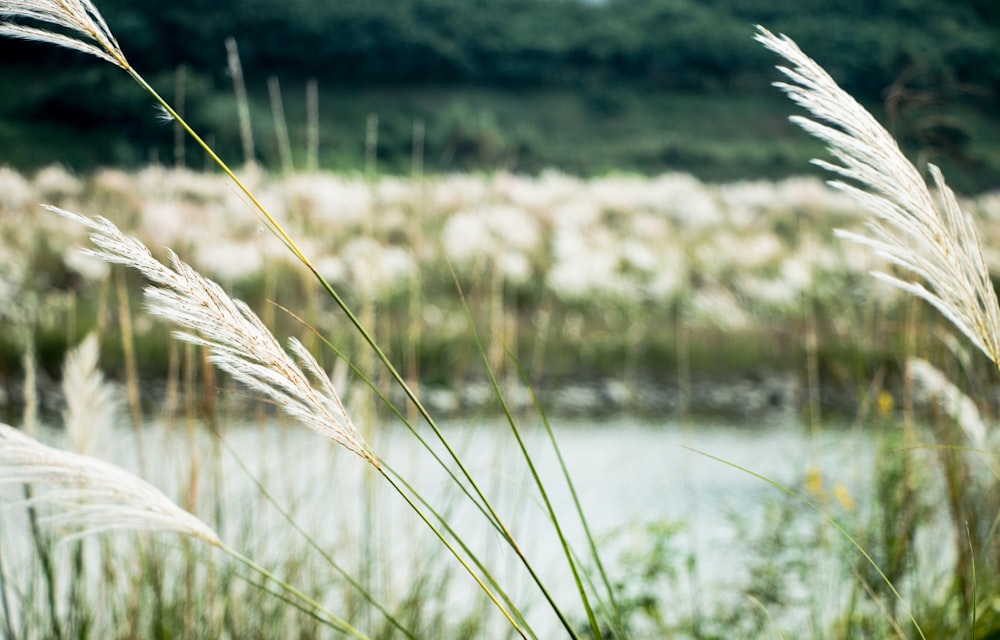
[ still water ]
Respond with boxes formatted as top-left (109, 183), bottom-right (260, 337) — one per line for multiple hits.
top-left (11, 409), bottom-right (877, 635)
top-left (122, 409), bottom-right (876, 633)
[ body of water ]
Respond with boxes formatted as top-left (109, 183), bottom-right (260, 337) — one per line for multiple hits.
top-left (6, 410), bottom-right (878, 636)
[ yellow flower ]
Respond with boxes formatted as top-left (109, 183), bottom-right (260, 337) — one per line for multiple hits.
top-left (876, 390), bottom-right (894, 417)
top-left (833, 483), bottom-right (855, 511)
top-left (805, 465), bottom-right (824, 500)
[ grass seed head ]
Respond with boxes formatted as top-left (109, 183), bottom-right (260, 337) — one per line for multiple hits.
top-left (61, 331), bottom-right (117, 457)
top-left (53, 207), bottom-right (378, 467)
top-left (0, 0), bottom-right (128, 69)
top-left (0, 423), bottom-right (221, 544)
top-left (756, 26), bottom-right (1000, 369)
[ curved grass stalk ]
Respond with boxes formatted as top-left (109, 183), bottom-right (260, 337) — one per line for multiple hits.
top-left (306, 270), bottom-right (588, 638)
top-left (380, 464), bottom-right (537, 639)
top-left (745, 594), bottom-right (786, 640)
top-left (450, 275), bottom-right (589, 640)
top-left (510, 353), bottom-right (625, 637)
top-left (375, 468), bottom-right (528, 638)
top-left (849, 563), bottom-right (908, 640)
top-left (966, 521), bottom-right (977, 636)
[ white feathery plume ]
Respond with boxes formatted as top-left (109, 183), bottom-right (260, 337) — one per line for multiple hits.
top-left (62, 331), bottom-right (117, 457)
top-left (0, 422), bottom-right (220, 544)
top-left (51, 207), bottom-right (378, 468)
top-left (756, 26), bottom-right (1000, 369)
top-left (0, 0), bottom-right (128, 69)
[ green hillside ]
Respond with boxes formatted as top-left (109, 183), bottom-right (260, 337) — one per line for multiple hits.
top-left (0, 0), bottom-right (997, 190)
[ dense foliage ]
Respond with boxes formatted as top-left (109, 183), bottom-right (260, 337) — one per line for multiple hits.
top-left (0, 0), bottom-right (997, 179)
top-left (4, 0), bottom-right (997, 96)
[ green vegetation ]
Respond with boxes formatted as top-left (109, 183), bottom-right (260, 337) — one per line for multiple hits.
top-left (1, 3), bottom-right (1000, 639)
top-left (1, 0), bottom-right (998, 191)
top-left (9, 164), bottom-right (999, 419)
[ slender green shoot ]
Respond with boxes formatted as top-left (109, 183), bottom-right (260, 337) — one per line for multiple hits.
top-left (375, 469), bottom-right (528, 639)
top-left (965, 521), bottom-right (976, 639)
top-left (219, 544), bottom-right (371, 639)
top-left (450, 272), bottom-right (589, 640)
top-left (382, 464), bottom-right (538, 639)
top-left (511, 352), bottom-right (626, 637)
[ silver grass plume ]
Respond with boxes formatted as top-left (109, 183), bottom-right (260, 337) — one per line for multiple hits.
top-left (756, 26), bottom-right (1000, 369)
top-left (62, 332), bottom-right (117, 457)
top-left (0, 0), bottom-right (128, 69)
top-left (0, 423), bottom-right (220, 544)
top-left (53, 207), bottom-right (378, 468)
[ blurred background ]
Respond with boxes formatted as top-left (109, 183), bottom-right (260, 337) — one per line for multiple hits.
top-left (1, 0), bottom-right (998, 192)
top-left (1, 0), bottom-right (999, 412)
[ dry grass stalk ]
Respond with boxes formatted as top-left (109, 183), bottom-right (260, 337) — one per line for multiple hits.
top-left (0, 423), bottom-right (220, 544)
top-left (52, 207), bottom-right (378, 467)
top-left (756, 26), bottom-right (1000, 369)
top-left (0, 0), bottom-right (128, 69)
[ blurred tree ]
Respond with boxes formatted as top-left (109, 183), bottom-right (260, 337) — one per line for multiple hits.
top-left (0, 0), bottom-right (995, 175)
top-left (0, 0), bottom-right (995, 98)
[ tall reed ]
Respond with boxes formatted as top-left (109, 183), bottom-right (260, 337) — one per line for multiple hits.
top-left (758, 24), bottom-right (1000, 637)
top-left (0, 421), bottom-right (371, 637)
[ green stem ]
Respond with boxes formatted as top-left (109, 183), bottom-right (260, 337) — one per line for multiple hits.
top-left (382, 463), bottom-right (537, 639)
top-left (296, 310), bottom-right (559, 636)
top-left (289, 324), bottom-right (536, 635)
top-left (126, 68), bottom-right (301, 261)
top-left (218, 435), bottom-right (416, 640)
top-left (127, 64), bottom-right (542, 634)
top-left (218, 543), bottom-right (371, 639)
top-left (377, 469), bottom-right (528, 639)
top-left (452, 285), bottom-right (586, 640)
top-left (512, 352), bottom-right (624, 636)
top-left (24, 486), bottom-right (60, 640)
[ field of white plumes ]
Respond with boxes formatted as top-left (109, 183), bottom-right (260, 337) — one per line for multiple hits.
top-left (4, 165), bottom-right (885, 303)
top-left (8, 165), bottom-right (1000, 308)
top-left (3, 164), bottom-right (999, 410)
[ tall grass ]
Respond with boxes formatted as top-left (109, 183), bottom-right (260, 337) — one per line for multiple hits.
top-left (0, 4), bottom-right (607, 637)
top-left (756, 25), bottom-right (1000, 637)
top-left (0, 4), bottom-right (998, 638)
